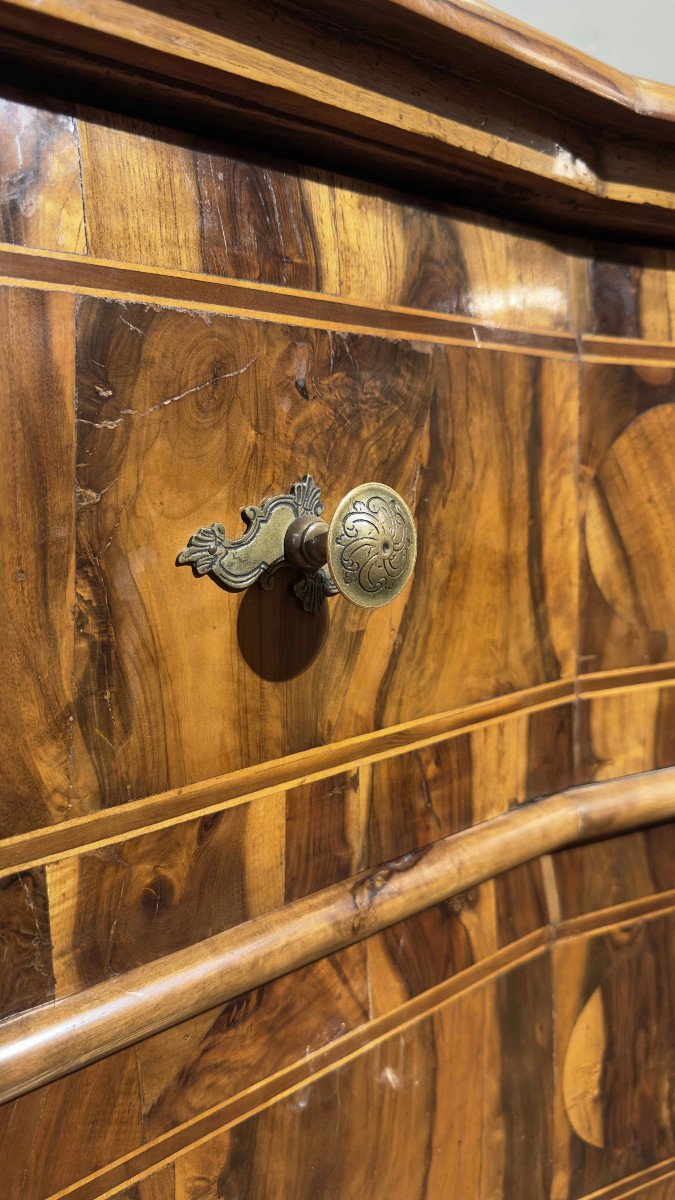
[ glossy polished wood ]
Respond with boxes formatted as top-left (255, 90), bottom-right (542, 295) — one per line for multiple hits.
top-left (297, 0), bottom-right (675, 130)
top-left (64, 299), bottom-right (575, 820)
top-left (2, 0), bottom-right (675, 236)
top-left (111, 913), bottom-right (675, 1200)
top-left (0, 245), bottom-right (579, 354)
top-left (173, 950), bottom-right (555, 1200)
top-left (0, 681), bottom-right (574, 876)
top-left (0, 869), bottom-right (52, 1020)
top-left (554, 913), bottom-right (675, 1195)
top-left (1, 681), bottom-right (667, 1042)
top-left (0, 95), bottom-right (85, 253)
top-left (0, 4), bottom-right (674, 1197)
top-left (0, 768), bottom-right (672, 1108)
top-left (29, 697), bottom-right (574, 1005)
top-left (581, 363), bottom-right (675, 673)
top-left (0, 287), bottom-right (75, 837)
top-left (0, 674), bottom-right (672, 880)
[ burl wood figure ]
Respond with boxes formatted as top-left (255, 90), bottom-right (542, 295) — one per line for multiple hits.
top-left (0, 2), bottom-right (673, 1198)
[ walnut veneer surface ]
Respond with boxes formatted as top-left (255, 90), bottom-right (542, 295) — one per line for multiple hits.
top-left (0, 3), bottom-right (673, 1197)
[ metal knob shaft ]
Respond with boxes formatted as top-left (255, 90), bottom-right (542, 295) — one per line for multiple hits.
top-left (286, 483), bottom-right (417, 609)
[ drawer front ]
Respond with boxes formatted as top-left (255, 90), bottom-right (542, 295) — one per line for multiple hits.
top-left (73, 298), bottom-right (577, 809)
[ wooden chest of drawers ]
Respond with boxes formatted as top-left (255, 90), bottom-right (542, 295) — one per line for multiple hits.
top-left (0, 3), bottom-right (673, 1197)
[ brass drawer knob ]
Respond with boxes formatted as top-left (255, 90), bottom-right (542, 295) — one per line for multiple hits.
top-left (178, 475), bottom-right (416, 614)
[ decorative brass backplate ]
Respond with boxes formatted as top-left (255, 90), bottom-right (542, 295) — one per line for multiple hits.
top-left (178, 476), bottom-right (416, 614)
top-left (177, 476), bottom-right (338, 614)
top-left (326, 483), bottom-right (417, 609)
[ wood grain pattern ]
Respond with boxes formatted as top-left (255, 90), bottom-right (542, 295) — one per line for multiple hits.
top-left (294, 0), bottom-right (675, 130)
top-left (368, 701), bottom-right (575, 865)
top-left (580, 365), bottom-right (675, 674)
top-left (0, 672), bottom-right (670, 880)
top-left (171, 995), bottom-right (476, 1199)
top-left (0, 93), bottom-right (86, 254)
top-left (0, 681), bottom-right (577, 877)
top-left (42, 705), bottom-right (570, 1001)
top-left (553, 910), bottom-right (675, 1198)
top-left (587, 245), bottom-right (675, 342)
top-left (2, 908), bottom-right (671, 1200)
top-left (578, 684), bottom-right (675, 783)
top-left (47, 793), bottom-right (285, 996)
top-left (612, 1181), bottom-right (675, 1200)
top-left (137, 943), bottom-right (369, 1142)
top-left (0, 817), bottom-right (671, 1196)
top-left (4, 936), bottom-right (555, 1200)
top-left (0, 677), bottom-right (664, 1023)
top-left (0, 868), bottom-right (53, 1019)
top-left (76, 111), bottom-right (327, 292)
top-left (4, 179), bottom-right (675, 364)
top-left (0, 241), bottom-right (582, 362)
top-left (44, 907), bottom-right (667, 1200)
top-left (553, 685), bottom-right (675, 923)
top-left (1, 10), bottom-right (675, 1195)
top-left (114, 1169), bottom-right (176, 1200)
top-left (6, 243), bottom-right (675, 366)
top-left (71, 302), bottom-right (427, 810)
top-left (552, 822), bottom-right (675, 925)
top-left (74, 103), bottom-right (581, 330)
top-left (171, 950), bottom-right (553, 1200)
top-left (376, 344), bottom-right (578, 727)
top-left (584, 1172), bottom-right (675, 1200)
top-left (0, 286), bottom-right (75, 839)
top-left (366, 859), bottom-right (548, 1016)
top-left (0, 1044), bottom-right (143, 1200)
top-left (284, 770), bottom-right (364, 901)
top-left (0, 899), bottom-right (547, 1198)
top-left (0, 769), bottom-right (672, 1110)
top-left (69, 299), bottom-right (577, 818)
top-left (0, 84), bottom-right (586, 344)
top-left (7, 89), bottom-right (675, 351)
top-left (0, 944), bottom-right (369, 1200)
top-left (3, 0), bottom-right (675, 236)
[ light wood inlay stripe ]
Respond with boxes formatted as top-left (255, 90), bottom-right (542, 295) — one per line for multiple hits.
top-left (0, 244), bottom-right (578, 356)
top-left (2, 669), bottom-right (674, 877)
top-left (579, 664), bottom-right (675, 690)
top-left (557, 888), bottom-right (675, 939)
top-left (43, 933), bottom-right (553, 1200)
top-left (581, 1158), bottom-right (675, 1199)
top-left (582, 336), bottom-right (675, 365)
top-left (0, 682), bottom-right (576, 877)
top-left (0, 766), bottom-right (672, 1110)
top-left (24, 894), bottom-right (675, 1200)
top-left (4, 247), bottom-right (675, 362)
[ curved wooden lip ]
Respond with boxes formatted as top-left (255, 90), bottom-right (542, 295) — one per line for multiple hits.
top-left (3, 0), bottom-right (675, 238)
top-left (0, 766), bottom-right (672, 1107)
top-left (342, 0), bottom-right (675, 127)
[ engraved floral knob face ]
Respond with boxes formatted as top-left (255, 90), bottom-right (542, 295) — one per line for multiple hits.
top-left (326, 483), bottom-right (417, 609)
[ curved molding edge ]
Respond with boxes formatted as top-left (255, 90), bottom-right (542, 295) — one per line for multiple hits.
top-left (2, 0), bottom-right (675, 236)
top-left (0, 767), bottom-right (673, 1106)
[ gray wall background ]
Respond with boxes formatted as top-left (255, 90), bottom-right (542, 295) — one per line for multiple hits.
top-left (498, 0), bottom-right (675, 85)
